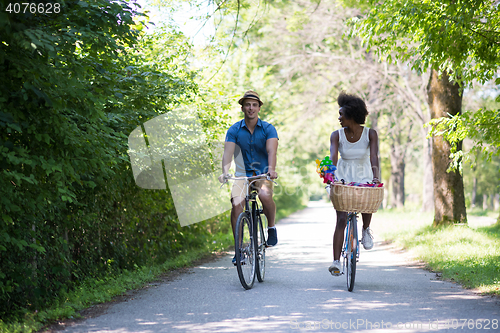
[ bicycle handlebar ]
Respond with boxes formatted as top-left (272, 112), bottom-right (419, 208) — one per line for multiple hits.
top-left (220, 173), bottom-right (278, 188)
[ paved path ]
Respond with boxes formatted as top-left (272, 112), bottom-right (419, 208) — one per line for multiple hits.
top-left (62, 202), bottom-right (499, 333)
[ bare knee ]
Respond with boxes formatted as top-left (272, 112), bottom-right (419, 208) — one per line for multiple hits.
top-left (335, 212), bottom-right (347, 230)
top-left (231, 197), bottom-right (245, 212)
top-left (258, 191), bottom-right (274, 206)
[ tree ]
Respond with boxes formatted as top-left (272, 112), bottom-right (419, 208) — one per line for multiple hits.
top-left (349, 0), bottom-right (500, 225)
top-left (0, 0), bottom-right (231, 322)
top-left (226, 0), bottom-right (433, 208)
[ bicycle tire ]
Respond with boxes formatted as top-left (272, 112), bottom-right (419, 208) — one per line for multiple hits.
top-left (255, 213), bottom-right (267, 282)
top-left (235, 212), bottom-right (255, 290)
top-left (346, 213), bottom-right (357, 291)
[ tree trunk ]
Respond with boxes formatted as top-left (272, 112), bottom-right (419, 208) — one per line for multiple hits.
top-left (427, 69), bottom-right (467, 226)
top-left (422, 136), bottom-right (434, 211)
top-left (390, 146), bottom-right (405, 208)
top-left (483, 194), bottom-right (488, 210)
top-left (471, 177), bottom-right (478, 208)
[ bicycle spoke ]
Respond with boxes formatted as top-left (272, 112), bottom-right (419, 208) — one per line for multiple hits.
top-left (255, 213), bottom-right (267, 282)
top-left (346, 213), bottom-right (357, 292)
top-left (235, 212), bottom-right (255, 289)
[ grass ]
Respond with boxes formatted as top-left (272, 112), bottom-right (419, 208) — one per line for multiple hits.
top-left (371, 209), bottom-right (500, 296)
top-left (0, 232), bottom-right (234, 333)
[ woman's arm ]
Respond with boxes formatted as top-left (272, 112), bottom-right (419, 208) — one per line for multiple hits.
top-left (330, 131), bottom-right (340, 166)
top-left (368, 128), bottom-right (381, 183)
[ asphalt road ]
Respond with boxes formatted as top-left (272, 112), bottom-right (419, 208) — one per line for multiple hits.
top-left (61, 202), bottom-right (500, 333)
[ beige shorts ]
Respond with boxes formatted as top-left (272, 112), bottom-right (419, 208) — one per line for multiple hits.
top-left (231, 178), bottom-right (274, 202)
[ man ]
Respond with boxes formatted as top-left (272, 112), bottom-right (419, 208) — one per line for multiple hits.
top-left (218, 90), bottom-right (279, 264)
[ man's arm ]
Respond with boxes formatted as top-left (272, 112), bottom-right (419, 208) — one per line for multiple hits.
top-left (266, 138), bottom-right (278, 179)
top-left (218, 141), bottom-right (235, 183)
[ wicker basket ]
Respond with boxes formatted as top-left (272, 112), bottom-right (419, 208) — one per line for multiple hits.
top-left (330, 183), bottom-right (384, 213)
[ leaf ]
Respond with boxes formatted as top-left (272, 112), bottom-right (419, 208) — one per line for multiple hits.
top-left (2, 215), bottom-right (13, 224)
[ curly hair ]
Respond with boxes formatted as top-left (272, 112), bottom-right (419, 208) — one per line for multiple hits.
top-left (337, 92), bottom-right (368, 124)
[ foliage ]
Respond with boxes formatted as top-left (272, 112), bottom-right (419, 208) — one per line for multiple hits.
top-left (349, 0), bottom-right (500, 168)
top-left (0, 237), bottom-right (233, 333)
top-left (426, 107), bottom-right (500, 172)
top-left (348, 0), bottom-right (500, 85)
top-left (209, 0), bottom-right (437, 208)
top-left (0, 0), bottom-right (230, 323)
top-left (346, 0), bottom-right (500, 224)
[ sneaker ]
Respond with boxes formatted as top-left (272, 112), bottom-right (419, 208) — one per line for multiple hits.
top-left (361, 227), bottom-right (374, 250)
top-left (329, 260), bottom-right (342, 276)
top-left (232, 253), bottom-right (246, 265)
top-left (267, 227), bottom-right (278, 247)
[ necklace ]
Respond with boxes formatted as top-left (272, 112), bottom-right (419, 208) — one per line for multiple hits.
top-left (348, 127), bottom-right (361, 139)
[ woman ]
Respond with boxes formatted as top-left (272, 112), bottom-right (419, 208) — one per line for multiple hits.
top-left (328, 92), bottom-right (381, 276)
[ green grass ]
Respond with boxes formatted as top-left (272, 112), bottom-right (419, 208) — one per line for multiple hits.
top-left (0, 232), bottom-right (234, 333)
top-left (371, 209), bottom-right (500, 296)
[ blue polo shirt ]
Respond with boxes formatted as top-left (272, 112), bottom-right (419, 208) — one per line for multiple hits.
top-left (225, 119), bottom-right (279, 177)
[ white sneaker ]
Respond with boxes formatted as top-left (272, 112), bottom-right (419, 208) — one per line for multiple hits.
top-left (361, 227), bottom-right (374, 250)
top-left (328, 260), bottom-right (342, 276)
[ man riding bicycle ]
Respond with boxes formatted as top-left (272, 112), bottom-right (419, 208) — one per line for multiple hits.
top-left (218, 90), bottom-right (279, 265)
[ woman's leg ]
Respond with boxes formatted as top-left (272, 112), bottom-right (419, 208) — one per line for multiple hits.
top-left (333, 211), bottom-right (347, 261)
top-left (361, 213), bottom-right (374, 250)
top-left (361, 213), bottom-right (372, 229)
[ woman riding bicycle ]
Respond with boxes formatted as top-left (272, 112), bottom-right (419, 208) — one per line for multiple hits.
top-left (328, 92), bottom-right (381, 276)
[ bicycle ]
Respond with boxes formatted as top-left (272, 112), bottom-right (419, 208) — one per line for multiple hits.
top-left (222, 173), bottom-right (277, 290)
top-left (343, 212), bottom-right (359, 292)
top-left (329, 181), bottom-right (383, 292)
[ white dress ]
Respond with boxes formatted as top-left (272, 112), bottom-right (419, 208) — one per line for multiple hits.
top-left (336, 127), bottom-right (373, 183)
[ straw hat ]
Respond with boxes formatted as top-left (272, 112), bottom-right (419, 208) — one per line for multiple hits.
top-left (238, 90), bottom-right (263, 106)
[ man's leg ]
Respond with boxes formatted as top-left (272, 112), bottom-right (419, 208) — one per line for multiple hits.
top-left (257, 180), bottom-right (277, 246)
top-left (231, 180), bottom-right (246, 264)
top-left (258, 185), bottom-right (276, 227)
top-left (230, 197), bottom-right (244, 238)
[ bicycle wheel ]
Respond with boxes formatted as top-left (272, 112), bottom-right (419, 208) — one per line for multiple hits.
top-left (235, 212), bottom-right (255, 290)
top-left (346, 213), bottom-right (357, 292)
top-left (255, 213), bottom-right (267, 282)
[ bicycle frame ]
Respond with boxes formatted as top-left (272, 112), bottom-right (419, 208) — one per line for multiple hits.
top-left (227, 174), bottom-right (269, 226)
top-left (222, 174), bottom-right (275, 289)
top-left (343, 212), bottom-right (360, 261)
top-left (342, 212), bottom-right (359, 291)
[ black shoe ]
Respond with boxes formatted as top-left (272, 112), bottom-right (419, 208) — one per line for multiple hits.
top-left (232, 253), bottom-right (246, 265)
top-left (267, 227), bottom-right (278, 247)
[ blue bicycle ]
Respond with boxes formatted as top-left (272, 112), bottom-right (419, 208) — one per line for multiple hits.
top-left (343, 212), bottom-right (359, 291)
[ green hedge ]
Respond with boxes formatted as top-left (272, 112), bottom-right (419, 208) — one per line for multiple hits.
top-left (0, 0), bottom-right (230, 322)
